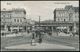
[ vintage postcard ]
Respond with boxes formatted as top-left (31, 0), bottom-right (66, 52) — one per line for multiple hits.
top-left (1, 0), bottom-right (79, 51)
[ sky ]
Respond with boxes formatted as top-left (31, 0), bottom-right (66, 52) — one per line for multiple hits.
top-left (1, 1), bottom-right (79, 21)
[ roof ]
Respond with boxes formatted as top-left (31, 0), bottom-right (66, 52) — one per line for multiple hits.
top-left (1, 10), bottom-right (12, 13)
top-left (1, 8), bottom-right (26, 14)
top-left (54, 8), bottom-right (67, 11)
top-left (54, 5), bottom-right (79, 13)
top-left (65, 5), bottom-right (79, 12)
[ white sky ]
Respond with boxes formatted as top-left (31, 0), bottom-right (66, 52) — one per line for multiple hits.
top-left (1, 1), bottom-right (79, 21)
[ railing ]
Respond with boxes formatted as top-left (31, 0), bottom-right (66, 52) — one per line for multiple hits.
top-left (35, 22), bottom-right (74, 26)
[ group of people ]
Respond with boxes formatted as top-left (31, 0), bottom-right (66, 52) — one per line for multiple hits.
top-left (30, 26), bottom-right (45, 45)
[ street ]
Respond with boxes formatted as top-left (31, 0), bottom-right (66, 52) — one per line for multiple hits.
top-left (1, 32), bottom-right (79, 51)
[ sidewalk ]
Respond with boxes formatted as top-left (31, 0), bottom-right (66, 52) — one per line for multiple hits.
top-left (4, 43), bottom-right (76, 51)
top-left (1, 32), bottom-right (31, 38)
top-left (56, 32), bottom-right (79, 37)
top-left (1, 34), bottom-right (21, 37)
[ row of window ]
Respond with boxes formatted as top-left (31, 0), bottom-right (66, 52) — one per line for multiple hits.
top-left (1, 14), bottom-right (11, 18)
top-left (56, 13), bottom-right (69, 17)
top-left (56, 18), bottom-right (69, 22)
top-left (14, 19), bottom-right (22, 22)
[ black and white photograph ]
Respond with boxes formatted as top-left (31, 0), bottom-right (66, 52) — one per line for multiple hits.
top-left (1, 0), bottom-right (79, 51)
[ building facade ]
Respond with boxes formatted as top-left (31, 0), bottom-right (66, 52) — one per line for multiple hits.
top-left (10, 8), bottom-right (26, 32)
top-left (1, 8), bottom-right (27, 33)
top-left (65, 5), bottom-right (79, 22)
top-left (1, 10), bottom-right (12, 32)
top-left (54, 5), bottom-right (79, 22)
top-left (54, 8), bottom-right (69, 22)
top-left (54, 5), bottom-right (79, 34)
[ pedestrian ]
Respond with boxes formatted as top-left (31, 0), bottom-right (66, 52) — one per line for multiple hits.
top-left (38, 31), bottom-right (42, 43)
top-left (35, 30), bottom-right (38, 37)
top-left (73, 33), bottom-right (75, 37)
top-left (56, 30), bottom-right (59, 36)
top-left (31, 33), bottom-right (36, 46)
top-left (70, 32), bottom-right (72, 37)
top-left (27, 30), bottom-right (29, 34)
top-left (38, 38), bottom-right (42, 44)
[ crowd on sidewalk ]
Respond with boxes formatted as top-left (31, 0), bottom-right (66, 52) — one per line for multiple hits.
top-left (1, 26), bottom-right (79, 38)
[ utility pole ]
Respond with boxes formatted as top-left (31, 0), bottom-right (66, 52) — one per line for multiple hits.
top-left (38, 16), bottom-right (42, 43)
top-left (39, 16), bottom-right (41, 27)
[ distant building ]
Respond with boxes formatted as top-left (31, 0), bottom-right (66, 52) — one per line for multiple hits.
top-left (10, 8), bottom-right (26, 32)
top-left (1, 8), bottom-right (27, 33)
top-left (27, 19), bottom-right (35, 25)
top-left (54, 8), bottom-right (69, 22)
top-left (65, 5), bottom-right (79, 22)
top-left (54, 5), bottom-right (79, 22)
top-left (54, 5), bottom-right (79, 34)
top-left (25, 19), bottom-right (36, 30)
top-left (1, 10), bottom-right (12, 31)
top-left (64, 6), bottom-right (79, 33)
top-left (11, 8), bottom-right (26, 25)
